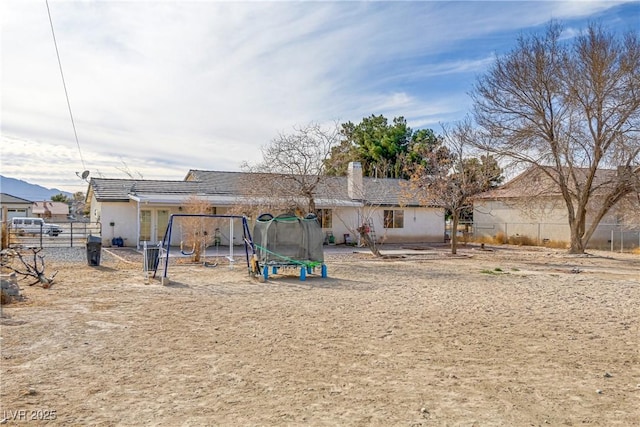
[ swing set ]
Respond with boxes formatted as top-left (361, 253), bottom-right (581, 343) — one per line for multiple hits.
top-left (150, 214), bottom-right (256, 280)
top-left (179, 224), bottom-right (223, 266)
top-left (146, 212), bottom-right (328, 283)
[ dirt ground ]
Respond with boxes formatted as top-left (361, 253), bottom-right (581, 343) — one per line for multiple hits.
top-left (1, 244), bottom-right (639, 426)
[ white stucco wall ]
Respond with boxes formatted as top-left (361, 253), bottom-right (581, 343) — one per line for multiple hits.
top-left (100, 202), bottom-right (140, 247)
top-left (473, 199), bottom-right (571, 242)
top-left (473, 198), bottom-right (637, 248)
top-left (332, 206), bottom-right (444, 244)
top-left (90, 199), bottom-right (446, 248)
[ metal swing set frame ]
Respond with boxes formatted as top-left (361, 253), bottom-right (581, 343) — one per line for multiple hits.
top-left (151, 214), bottom-right (257, 279)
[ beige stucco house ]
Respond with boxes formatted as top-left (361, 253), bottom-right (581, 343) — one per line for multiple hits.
top-left (86, 163), bottom-right (446, 248)
top-left (473, 166), bottom-right (640, 249)
top-left (31, 200), bottom-right (70, 221)
top-left (0, 193), bottom-right (33, 222)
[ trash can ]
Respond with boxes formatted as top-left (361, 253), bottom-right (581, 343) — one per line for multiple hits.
top-left (86, 235), bottom-right (102, 266)
top-left (144, 246), bottom-right (160, 271)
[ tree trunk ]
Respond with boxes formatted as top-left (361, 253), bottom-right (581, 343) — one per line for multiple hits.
top-left (568, 226), bottom-right (586, 254)
top-left (567, 208), bottom-right (588, 254)
top-left (450, 214), bottom-right (459, 255)
top-left (357, 225), bottom-right (381, 257)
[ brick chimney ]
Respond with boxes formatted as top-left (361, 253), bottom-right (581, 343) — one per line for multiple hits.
top-left (348, 162), bottom-right (363, 200)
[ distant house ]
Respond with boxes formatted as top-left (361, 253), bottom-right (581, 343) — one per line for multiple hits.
top-left (86, 163), bottom-right (446, 248)
top-left (32, 201), bottom-right (69, 222)
top-left (0, 193), bottom-right (33, 222)
top-left (473, 166), bottom-right (640, 249)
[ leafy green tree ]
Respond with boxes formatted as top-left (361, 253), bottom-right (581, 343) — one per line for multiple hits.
top-left (406, 128), bottom-right (448, 173)
top-left (324, 133), bottom-right (359, 177)
top-left (327, 115), bottom-right (436, 179)
top-left (51, 193), bottom-right (70, 203)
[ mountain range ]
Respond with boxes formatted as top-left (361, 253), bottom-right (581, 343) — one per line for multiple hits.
top-left (0, 175), bottom-right (74, 201)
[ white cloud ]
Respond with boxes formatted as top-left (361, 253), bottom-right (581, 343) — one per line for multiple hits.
top-left (1, 0), bottom-right (635, 191)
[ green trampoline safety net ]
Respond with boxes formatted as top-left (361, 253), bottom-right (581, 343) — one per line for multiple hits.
top-left (252, 213), bottom-right (324, 267)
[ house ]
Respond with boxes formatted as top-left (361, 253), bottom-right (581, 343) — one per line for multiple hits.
top-left (473, 166), bottom-right (640, 249)
top-left (32, 200), bottom-right (70, 222)
top-left (86, 162), bottom-right (446, 248)
top-left (0, 193), bottom-right (33, 222)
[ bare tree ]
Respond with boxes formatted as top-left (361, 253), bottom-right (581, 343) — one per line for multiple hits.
top-left (179, 196), bottom-right (215, 263)
top-left (404, 121), bottom-right (503, 254)
top-left (241, 122), bottom-right (340, 214)
top-left (2, 248), bottom-right (57, 287)
top-left (331, 182), bottom-right (386, 257)
top-left (471, 22), bottom-right (640, 253)
top-left (115, 158), bottom-right (144, 179)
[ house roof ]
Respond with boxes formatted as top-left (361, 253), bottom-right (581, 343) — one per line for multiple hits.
top-left (90, 170), bottom-right (423, 207)
top-left (32, 201), bottom-right (69, 216)
top-left (474, 165), bottom-right (636, 200)
top-left (0, 193), bottom-right (33, 204)
top-left (89, 178), bottom-right (208, 202)
top-left (474, 166), bottom-right (636, 199)
top-left (186, 170), bottom-right (421, 206)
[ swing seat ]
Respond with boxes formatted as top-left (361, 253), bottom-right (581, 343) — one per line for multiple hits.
top-left (180, 241), bottom-right (196, 256)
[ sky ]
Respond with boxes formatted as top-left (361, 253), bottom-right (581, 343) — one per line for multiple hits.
top-left (1, 0), bottom-right (638, 194)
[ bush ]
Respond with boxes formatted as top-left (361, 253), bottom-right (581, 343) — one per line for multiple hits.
top-left (471, 232), bottom-right (569, 249)
top-left (508, 235), bottom-right (536, 246)
top-left (543, 239), bottom-right (569, 249)
top-left (1, 222), bottom-right (7, 249)
top-left (493, 232), bottom-right (506, 244)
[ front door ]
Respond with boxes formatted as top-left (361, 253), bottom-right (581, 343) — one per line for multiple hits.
top-left (140, 209), bottom-right (171, 245)
top-left (140, 210), bottom-right (152, 243)
top-left (156, 210), bottom-right (169, 242)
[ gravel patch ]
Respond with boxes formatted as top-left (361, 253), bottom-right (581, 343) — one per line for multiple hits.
top-left (12, 243), bottom-right (446, 266)
top-left (28, 247), bottom-right (121, 264)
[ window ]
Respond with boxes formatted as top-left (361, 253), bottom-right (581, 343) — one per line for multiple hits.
top-left (383, 210), bottom-right (404, 229)
top-left (315, 209), bottom-right (332, 228)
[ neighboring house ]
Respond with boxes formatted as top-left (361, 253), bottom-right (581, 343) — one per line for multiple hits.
top-left (0, 193), bottom-right (33, 222)
top-left (32, 200), bottom-right (70, 222)
top-left (473, 166), bottom-right (640, 249)
top-left (86, 162), bottom-right (446, 248)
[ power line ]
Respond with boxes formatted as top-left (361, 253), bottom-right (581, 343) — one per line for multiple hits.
top-left (45, 0), bottom-right (87, 172)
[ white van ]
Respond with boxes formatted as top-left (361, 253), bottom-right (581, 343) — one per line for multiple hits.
top-left (11, 217), bottom-right (63, 236)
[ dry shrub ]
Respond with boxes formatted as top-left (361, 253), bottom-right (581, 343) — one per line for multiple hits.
top-left (471, 233), bottom-right (507, 245)
top-left (543, 239), bottom-right (569, 249)
top-left (507, 235), bottom-right (536, 246)
top-left (181, 196), bottom-right (215, 262)
top-left (631, 247), bottom-right (640, 255)
top-left (1, 222), bottom-right (8, 249)
top-left (472, 235), bottom-right (497, 244)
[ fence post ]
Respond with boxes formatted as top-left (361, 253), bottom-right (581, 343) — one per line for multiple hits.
top-left (611, 229), bottom-right (614, 252)
top-left (70, 222), bottom-right (74, 248)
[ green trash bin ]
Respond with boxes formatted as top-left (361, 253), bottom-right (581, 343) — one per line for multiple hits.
top-left (86, 235), bottom-right (102, 266)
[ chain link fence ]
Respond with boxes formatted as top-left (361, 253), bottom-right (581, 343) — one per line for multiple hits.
top-left (471, 221), bottom-right (640, 252)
